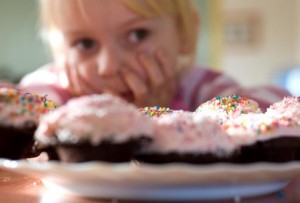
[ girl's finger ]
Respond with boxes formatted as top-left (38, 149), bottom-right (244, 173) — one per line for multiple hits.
top-left (77, 65), bottom-right (105, 94)
top-left (155, 49), bottom-right (175, 79)
top-left (64, 63), bottom-right (77, 94)
top-left (65, 64), bottom-right (94, 96)
top-left (121, 67), bottom-right (148, 106)
top-left (138, 53), bottom-right (164, 88)
top-left (154, 49), bottom-right (177, 97)
top-left (76, 69), bottom-right (97, 95)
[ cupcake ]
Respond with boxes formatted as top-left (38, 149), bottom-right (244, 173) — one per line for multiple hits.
top-left (222, 113), bottom-right (300, 163)
top-left (136, 111), bottom-right (239, 164)
top-left (196, 95), bottom-right (261, 124)
top-left (34, 94), bottom-right (154, 163)
top-left (265, 96), bottom-right (300, 160)
top-left (0, 87), bottom-right (57, 159)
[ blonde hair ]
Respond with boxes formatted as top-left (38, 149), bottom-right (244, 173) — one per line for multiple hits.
top-left (122, 0), bottom-right (199, 56)
top-left (39, 0), bottom-right (199, 62)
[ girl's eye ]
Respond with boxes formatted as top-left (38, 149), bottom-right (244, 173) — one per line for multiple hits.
top-left (128, 29), bottom-right (150, 43)
top-left (74, 38), bottom-right (98, 51)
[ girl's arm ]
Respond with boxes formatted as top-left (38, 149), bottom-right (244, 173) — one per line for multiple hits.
top-left (0, 82), bottom-right (16, 88)
top-left (181, 68), bottom-right (290, 111)
top-left (19, 64), bottom-right (72, 105)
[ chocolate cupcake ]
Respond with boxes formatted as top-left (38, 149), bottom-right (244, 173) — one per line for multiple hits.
top-left (222, 113), bottom-right (300, 163)
top-left (136, 111), bottom-right (239, 164)
top-left (34, 94), bottom-right (154, 163)
top-left (265, 96), bottom-right (300, 160)
top-left (196, 95), bottom-right (261, 124)
top-left (0, 87), bottom-right (57, 159)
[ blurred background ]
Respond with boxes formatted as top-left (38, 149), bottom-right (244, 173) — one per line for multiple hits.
top-left (0, 0), bottom-right (299, 96)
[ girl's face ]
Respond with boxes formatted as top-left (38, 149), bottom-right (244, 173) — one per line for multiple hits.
top-left (55, 0), bottom-right (182, 105)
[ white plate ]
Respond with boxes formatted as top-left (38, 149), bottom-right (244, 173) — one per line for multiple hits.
top-left (1, 159), bottom-right (300, 201)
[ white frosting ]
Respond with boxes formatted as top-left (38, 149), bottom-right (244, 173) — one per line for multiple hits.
top-left (35, 94), bottom-right (154, 146)
top-left (222, 113), bottom-right (300, 146)
top-left (0, 88), bottom-right (56, 128)
top-left (144, 111), bottom-right (237, 157)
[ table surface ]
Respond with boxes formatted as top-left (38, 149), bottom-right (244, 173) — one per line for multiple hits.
top-left (1, 169), bottom-right (300, 203)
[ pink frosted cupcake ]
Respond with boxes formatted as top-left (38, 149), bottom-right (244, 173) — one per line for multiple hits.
top-left (136, 111), bottom-right (239, 164)
top-left (196, 95), bottom-right (261, 124)
top-left (34, 94), bottom-right (154, 163)
top-left (222, 112), bottom-right (300, 163)
top-left (0, 87), bottom-right (57, 159)
top-left (265, 96), bottom-right (300, 161)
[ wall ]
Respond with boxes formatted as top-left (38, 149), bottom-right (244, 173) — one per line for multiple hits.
top-left (196, 0), bottom-right (222, 69)
top-left (295, 0), bottom-right (300, 61)
top-left (0, 0), bottom-right (50, 82)
top-left (220, 0), bottom-right (298, 87)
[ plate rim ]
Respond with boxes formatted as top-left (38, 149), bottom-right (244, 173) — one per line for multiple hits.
top-left (1, 159), bottom-right (300, 185)
top-left (41, 178), bottom-right (289, 200)
top-left (1, 159), bottom-right (299, 200)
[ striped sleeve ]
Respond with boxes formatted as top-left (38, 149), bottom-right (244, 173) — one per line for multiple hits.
top-left (181, 68), bottom-right (290, 111)
top-left (19, 64), bottom-right (72, 105)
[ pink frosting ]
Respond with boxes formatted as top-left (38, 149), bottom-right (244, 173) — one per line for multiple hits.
top-left (35, 94), bottom-right (154, 146)
top-left (266, 96), bottom-right (300, 122)
top-left (222, 113), bottom-right (300, 146)
top-left (144, 111), bottom-right (237, 156)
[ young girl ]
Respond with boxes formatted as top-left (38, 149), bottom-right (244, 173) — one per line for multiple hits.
top-left (19, 0), bottom-right (289, 111)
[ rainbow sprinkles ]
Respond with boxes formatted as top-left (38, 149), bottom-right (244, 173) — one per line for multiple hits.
top-left (0, 88), bottom-right (57, 127)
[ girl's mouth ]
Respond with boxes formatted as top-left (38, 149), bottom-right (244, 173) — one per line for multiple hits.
top-left (120, 91), bottom-right (134, 102)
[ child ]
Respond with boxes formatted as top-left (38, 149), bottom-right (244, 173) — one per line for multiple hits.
top-left (19, 0), bottom-right (289, 111)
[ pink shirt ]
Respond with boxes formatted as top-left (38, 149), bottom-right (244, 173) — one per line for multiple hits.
top-left (19, 64), bottom-right (290, 112)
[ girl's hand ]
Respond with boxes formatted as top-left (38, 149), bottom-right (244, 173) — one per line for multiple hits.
top-left (0, 82), bottom-right (17, 88)
top-left (64, 63), bottom-right (96, 96)
top-left (121, 49), bottom-right (177, 107)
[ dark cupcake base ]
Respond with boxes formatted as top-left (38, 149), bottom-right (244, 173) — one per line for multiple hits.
top-left (136, 136), bottom-right (300, 164)
top-left (38, 136), bottom-right (300, 164)
top-left (240, 136), bottom-right (300, 163)
top-left (135, 151), bottom-right (240, 164)
top-left (42, 137), bottom-right (151, 163)
top-left (0, 126), bottom-right (37, 159)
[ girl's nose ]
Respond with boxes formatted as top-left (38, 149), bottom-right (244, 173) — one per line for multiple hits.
top-left (97, 49), bottom-right (121, 76)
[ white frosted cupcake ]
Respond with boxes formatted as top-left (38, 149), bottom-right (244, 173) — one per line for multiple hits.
top-left (34, 94), bottom-right (154, 163)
